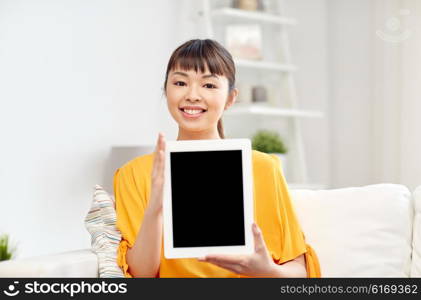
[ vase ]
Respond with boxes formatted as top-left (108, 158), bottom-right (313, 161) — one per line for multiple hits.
top-left (234, 0), bottom-right (259, 11)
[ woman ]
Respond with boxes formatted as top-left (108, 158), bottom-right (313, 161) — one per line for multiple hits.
top-left (114, 39), bottom-right (321, 278)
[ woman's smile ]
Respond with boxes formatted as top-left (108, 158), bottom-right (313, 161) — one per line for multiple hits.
top-left (179, 107), bottom-right (207, 120)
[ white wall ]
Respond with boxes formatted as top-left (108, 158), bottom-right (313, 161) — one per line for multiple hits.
top-left (400, 0), bottom-right (421, 191)
top-left (327, 0), bottom-right (374, 188)
top-left (328, 0), bottom-right (421, 191)
top-left (372, 0), bottom-right (421, 192)
top-left (371, 0), bottom-right (404, 187)
top-left (286, 0), bottom-right (331, 188)
top-left (0, 0), bottom-right (180, 258)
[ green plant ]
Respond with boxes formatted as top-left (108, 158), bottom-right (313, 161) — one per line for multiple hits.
top-left (251, 129), bottom-right (288, 154)
top-left (0, 234), bottom-right (16, 261)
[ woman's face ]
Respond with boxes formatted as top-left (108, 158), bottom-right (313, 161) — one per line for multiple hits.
top-left (165, 66), bottom-right (237, 139)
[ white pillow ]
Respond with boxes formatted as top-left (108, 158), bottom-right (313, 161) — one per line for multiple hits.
top-left (411, 186), bottom-right (421, 277)
top-left (0, 249), bottom-right (98, 277)
top-left (84, 185), bottom-right (124, 278)
top-left (290, 184), bottom-right (413, 277)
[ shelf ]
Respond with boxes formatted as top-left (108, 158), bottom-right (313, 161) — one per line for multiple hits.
top-left (211, 7), bottom-right (297, 26)
top-left (205, 1), bottom-right (319, 185)
top-left (234, 59), bottom-right (296, 72)
top-left (224, 105), bottom-right (324, 118)
top-left (288, 183), bottom-right (328, 190)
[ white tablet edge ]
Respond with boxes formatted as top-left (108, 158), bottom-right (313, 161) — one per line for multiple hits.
top-left (163, 138), bottom-right (254, 259)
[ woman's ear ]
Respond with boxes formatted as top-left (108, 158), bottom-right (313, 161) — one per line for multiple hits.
top-left (225, 88), bottom-right (238, 110)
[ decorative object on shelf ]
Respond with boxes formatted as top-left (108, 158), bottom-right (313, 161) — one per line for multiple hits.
top-left (0, 233), bottom-right (17, 261)
top-left (251, 129), bottom-right (288, 154)
top-left (251, 85), bottom-right (268, 103)
top-left (251, 129), bottom-right (288, 176)
top-left (232, 0), bottom-right (264, 11)
top-left (225, 24), bottom-right (262, 60)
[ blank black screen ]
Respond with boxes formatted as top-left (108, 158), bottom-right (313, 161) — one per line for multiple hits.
top-left (170, 150), bottom-right (245, 248)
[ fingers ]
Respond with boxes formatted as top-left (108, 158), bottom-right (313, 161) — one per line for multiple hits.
top-left (158, 149), bottom-right (165, 178)
top-left (252, 223), bottom-right (266, 253)
top-left (198, 254), bottom-right (245, 266)
top-left (155, 132), bottom-right (165, 152)
top-left (160, 132), bottom-right (166, 152)
top-left (158, 133), bottom-right (165, 176)
top-left (198, 255), bottom-right (245, 275)
top-left (152, 132), bottom-right (166, 179)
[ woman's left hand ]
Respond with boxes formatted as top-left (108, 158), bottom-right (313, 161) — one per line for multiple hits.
top-left (197, 223), bottom-right (277, 277)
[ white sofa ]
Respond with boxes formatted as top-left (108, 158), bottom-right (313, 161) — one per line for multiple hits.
top-left (1, 183), bottom-right (420, 277)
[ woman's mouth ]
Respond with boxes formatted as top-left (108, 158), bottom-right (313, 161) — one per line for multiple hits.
top-left (179, 108), bottom-right (207, 119)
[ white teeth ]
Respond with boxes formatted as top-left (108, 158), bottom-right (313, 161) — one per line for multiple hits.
top-left (184, 109), bottom-right (204, 115)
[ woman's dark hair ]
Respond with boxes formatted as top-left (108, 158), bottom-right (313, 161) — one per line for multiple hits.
top-left (163, 39), bottom-right (236, 139)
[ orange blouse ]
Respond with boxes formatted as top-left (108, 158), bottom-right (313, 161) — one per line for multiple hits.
top-left (114, 149), bottom-right (321, 278)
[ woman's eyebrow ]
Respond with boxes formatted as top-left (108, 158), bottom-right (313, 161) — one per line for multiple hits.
top-left (171, 71), bottom-right (188, 77)
top-left (171, 71), bottom-right (219, 79)
top-left (202, 74), bottom-right (218, 79)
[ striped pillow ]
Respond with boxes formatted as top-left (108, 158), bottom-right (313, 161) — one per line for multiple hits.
top-left (84, 185), bottom-right (124, 278)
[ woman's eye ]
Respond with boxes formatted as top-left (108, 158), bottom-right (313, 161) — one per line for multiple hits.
top-left (204, 83), bottom-right (216, 89)
top-left (174, 81), bottom-right (186, 86)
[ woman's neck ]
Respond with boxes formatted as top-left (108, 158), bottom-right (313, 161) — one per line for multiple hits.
top-left (176, 127), bottom-right (221, 141)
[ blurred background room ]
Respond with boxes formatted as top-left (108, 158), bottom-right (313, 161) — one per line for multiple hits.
top-left (0, 0), bottom-right (420, 260)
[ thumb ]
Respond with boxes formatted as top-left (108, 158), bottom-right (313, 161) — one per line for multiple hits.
top-left (252, 223), bottom-right (267, 253)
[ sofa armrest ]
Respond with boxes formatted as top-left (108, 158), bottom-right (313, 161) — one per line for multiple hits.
top-left (412, 186), bottom-right (421, 277)
top-left (0, 249), bottom-right (98, 278)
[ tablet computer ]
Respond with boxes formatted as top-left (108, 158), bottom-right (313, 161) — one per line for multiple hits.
top-left (163, 138), bottom-right (254, 259)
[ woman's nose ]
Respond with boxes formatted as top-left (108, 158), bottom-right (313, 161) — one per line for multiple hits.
top-left (186, 84), bottom-right (202, 101)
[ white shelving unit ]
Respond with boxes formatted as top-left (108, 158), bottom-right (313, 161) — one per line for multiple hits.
top-left (200, 0), bottom-right (326, 190)
top-left (226, 105), bottom-right (323, 118)
top-left (234, 58), bottom-right (297, 72)
top-left (211, 7), bottom-right (297, 25)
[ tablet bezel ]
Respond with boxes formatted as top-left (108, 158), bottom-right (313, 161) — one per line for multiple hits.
top-left (163, 138), bottom-right (254, 259)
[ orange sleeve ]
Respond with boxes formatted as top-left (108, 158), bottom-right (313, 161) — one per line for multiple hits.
top-left (113, 164), bottom-right (148, 278)
top-left (269, 154), bottom-right (322, 278)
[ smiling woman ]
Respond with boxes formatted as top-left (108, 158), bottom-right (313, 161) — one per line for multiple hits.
top-left (114, 39), bottom-right (322, 278)
top-left (166, 67), bottom-right (233, 137)
top-left (163, 39), bottom-right (238, 141)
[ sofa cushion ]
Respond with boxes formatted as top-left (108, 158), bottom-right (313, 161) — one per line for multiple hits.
top-left (411, 186), bottom-right (421, 277)
top-left (290, 184), bottom-right (413, 277)
top-left (0, 249), bottom-right (97, 277)
top-left (84, 185), bottom-right (124, 278)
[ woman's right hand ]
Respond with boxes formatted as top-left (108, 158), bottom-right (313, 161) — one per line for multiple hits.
top-left (147, 132), bottom-right (166, 215)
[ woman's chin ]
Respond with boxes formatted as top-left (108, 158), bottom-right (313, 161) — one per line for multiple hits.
top-left (179, 122), bottom-right (212, 133)
top-left (181, 125), bottom-right (205, 132)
